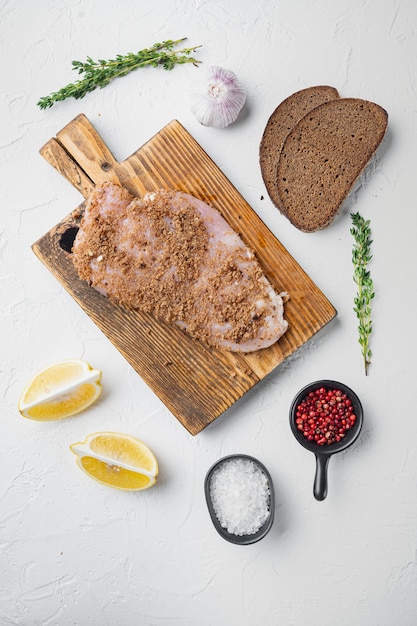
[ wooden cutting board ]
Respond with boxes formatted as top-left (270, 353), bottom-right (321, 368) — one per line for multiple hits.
top-left (33, 114), bottom-right (336, 435)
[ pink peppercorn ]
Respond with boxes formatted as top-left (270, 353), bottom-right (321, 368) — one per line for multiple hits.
top-left (295, 386), bottom-right (357, 446)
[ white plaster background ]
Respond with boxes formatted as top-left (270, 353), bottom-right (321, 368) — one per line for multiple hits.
top-left (2, 0), bottom-right (417, 624)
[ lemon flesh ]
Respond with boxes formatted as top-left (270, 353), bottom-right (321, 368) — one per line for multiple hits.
top-left (78, 457), bottom-right (156, 490)
top-left (70, 432), bottom-right (158, 491)
top-left (18, 359), bottom-right (102, 421)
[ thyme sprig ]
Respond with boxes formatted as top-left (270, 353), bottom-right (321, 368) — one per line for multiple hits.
top-left (351, 212), bottom-right (375, 376)
top-left (37, 38), bottom-right (202, 109)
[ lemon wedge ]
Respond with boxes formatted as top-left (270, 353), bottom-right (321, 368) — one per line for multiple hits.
top-left (70, 432), bottom-right (158, 491)
top-left (18, 359), bottom-right (102, 421)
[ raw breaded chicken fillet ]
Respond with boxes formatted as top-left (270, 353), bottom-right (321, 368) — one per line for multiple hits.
top-left (72, 182), bottom-right (288, 352)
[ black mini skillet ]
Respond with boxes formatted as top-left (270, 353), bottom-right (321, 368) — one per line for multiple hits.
top-left (289, 380), bottom-right (363, 501)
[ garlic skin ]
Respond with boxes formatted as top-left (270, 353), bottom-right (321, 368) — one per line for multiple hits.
top-left (190, 66), bottom-right (246, 129)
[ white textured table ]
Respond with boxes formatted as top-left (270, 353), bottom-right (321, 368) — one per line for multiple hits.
top-left (2, 1), bottom-right (417, 624)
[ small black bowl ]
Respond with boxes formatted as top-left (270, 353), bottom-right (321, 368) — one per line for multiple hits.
top-left (204, 454), bottom-right (275, 545)
top-left (289, 380), bottom-right (363, 501)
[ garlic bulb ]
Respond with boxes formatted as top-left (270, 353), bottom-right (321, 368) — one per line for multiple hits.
top-left (190, 65), bottom-right (246, 128)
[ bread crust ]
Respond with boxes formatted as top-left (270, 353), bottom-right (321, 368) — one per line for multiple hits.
top-left (275, 98), bottom-right (388, 232)
top-left (259, 86), bottom-right (340, 209)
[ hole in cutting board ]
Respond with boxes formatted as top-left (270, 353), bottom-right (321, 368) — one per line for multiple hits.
top-left (59, 226), bottom-right (79, 253)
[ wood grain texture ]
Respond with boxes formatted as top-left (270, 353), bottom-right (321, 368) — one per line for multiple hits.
top-left (33, 114), bottom-right (336, 434)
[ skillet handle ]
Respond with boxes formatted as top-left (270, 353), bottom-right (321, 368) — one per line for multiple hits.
top-left (314, 454), bottom-right (330, 501)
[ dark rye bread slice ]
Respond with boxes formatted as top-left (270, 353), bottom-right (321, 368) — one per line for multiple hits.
top-left (259, 86), bottom-right (340, 209)
top-left (276, 98), bottom-right (388, 232)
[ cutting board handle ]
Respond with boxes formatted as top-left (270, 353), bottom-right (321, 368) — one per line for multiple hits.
top-left (39, 113), bottom-right (147, 198)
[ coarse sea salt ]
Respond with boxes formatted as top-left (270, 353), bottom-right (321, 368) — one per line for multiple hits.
top-left (209, 458), bottom-right (271, 536)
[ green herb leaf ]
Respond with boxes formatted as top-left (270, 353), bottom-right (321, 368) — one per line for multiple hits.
top-left (351, 212), bottom-right (375, 375)
top-left (37, 38), bottom-right (202, 109)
